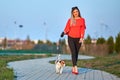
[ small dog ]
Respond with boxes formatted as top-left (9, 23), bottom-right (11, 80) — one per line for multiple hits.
top-left (55, 54), bottom-right (65, 74)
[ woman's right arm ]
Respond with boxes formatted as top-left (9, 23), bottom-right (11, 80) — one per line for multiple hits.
top-left (64, 19), bottom-right (71, 34)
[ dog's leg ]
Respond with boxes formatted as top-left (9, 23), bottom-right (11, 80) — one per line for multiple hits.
top-left (60, 67), bottom-right (63, 74)
top-left (56, 66), bottom-right (59, 74)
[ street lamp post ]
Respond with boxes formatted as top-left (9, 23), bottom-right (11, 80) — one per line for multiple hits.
top-left (43, 22), bottom-right (47, 43)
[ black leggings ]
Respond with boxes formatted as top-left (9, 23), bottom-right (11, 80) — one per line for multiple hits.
top-left (68, 36), bottom-right (82, 66)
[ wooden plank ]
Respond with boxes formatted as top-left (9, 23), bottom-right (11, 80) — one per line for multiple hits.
top-left (93, 70), bottom-right (104, 80)
top-left (48, 67), bottom-right (69, 80)
top-left (18, 68), bottom-right (41, 80)
top-left (75, 73), bottom-right (86, 80)
top-left (101, 71), bottom-right (120, 80)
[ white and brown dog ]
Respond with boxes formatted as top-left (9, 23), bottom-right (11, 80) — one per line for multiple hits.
top-left (55, 54), bottom-right (65, 74)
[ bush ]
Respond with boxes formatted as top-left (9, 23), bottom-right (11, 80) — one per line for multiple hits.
top-left (80, 44), bottom-right (108, 56)
top-left (97, 37), bottom-right (106, 44)
top-left (107, 36), bottom-right (114, 54)
top-left (115, 32), bottom-right (120, 53)
top-left (84, 35), bottom-right (91, 44)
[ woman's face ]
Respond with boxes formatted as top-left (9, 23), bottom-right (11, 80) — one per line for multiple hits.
top-left (72, 9), bottom-right (79, 18)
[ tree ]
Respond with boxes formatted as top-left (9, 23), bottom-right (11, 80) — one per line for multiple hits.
top-left (21, 35), bottom-right (34, 50)
top-left (46, 40), bottom-right (52, 45)
top-left (59, 38), bottom-right (66, 46)
top-left (97, 37), bottom-right (106, 44)
top-left (59, 38), bottom-right (66, 54)
top-left (38, 40), bottom-right (44, 44)
top-left (2, 37), bottom-right (7, 49)
top-left (84, 35), bottom-right (91, 44)
top-left (26, 35), bottom-right (31, 44)
top-left (115, 32), bottom-right (120, 53)
top-left (107, 36), bottom-right (114, 54)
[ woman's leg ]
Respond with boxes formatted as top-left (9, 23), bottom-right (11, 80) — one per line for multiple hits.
top-left (68, 36), bottom-right (77, 66)
top-left (74, 39), bottom-right (82, 65)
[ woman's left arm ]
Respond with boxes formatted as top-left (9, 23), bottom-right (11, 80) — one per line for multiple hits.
top-left (80, 18), bottom-right (86, 38)
top-left (79, 18), bottom-right (86, 43)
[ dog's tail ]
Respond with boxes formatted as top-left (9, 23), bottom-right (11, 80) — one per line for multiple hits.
top-left (55, 54), bottom-right (61, 64)
top-left (57, 54), bottom-right (61, 60)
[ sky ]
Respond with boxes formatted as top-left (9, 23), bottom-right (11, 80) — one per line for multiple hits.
top-left (0, 0), bottom-right (120, 42)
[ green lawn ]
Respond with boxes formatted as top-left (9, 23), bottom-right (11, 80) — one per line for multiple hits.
top-left (0, 54), bottom-right (52, 80)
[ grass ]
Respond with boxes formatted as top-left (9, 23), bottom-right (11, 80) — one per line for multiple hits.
top-left (50, 54), bottom-right (120, 77)
top-left (0, 54), bottom-right (52, 80)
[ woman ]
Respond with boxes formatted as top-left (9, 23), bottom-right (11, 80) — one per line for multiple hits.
top-left (61, 6), bottom-right (86, 74)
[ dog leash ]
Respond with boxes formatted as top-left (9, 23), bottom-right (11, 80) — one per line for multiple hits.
top-left (56, 37), bottom-right (63, 61)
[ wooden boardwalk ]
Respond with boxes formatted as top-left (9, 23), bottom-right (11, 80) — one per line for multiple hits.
top-left (8, 55), bottom-right (120, 80)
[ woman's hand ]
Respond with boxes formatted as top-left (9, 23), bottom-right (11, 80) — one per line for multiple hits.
top-left (60, 32), bottom-right (65, 37)
top-left (79, 38), bottom-right (84, 43)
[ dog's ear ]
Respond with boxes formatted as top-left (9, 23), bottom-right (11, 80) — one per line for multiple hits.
top-left (62, 61), bottom-right (65, 64)
top-left (59, 61), bottom-right (62, 63)
top-left (60, 61), bottom-right (65, 64)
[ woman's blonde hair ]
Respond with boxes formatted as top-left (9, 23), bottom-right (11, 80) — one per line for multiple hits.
top-left (70, 6), bottom-right (81, 26)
